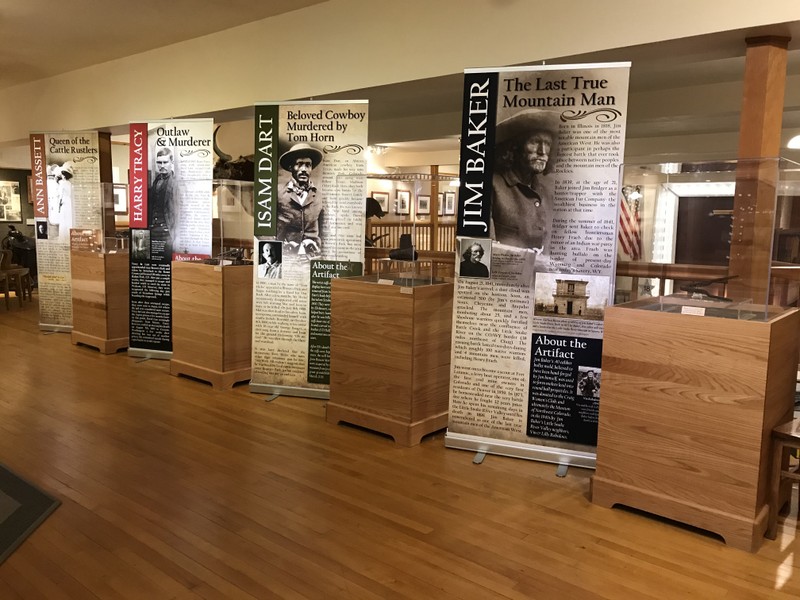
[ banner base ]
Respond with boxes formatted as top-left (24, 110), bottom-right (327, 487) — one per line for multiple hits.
top-left (249, 383), bottom-right (329, 401)
top-left (127, 348), bottom-right (173, 360)
top-left (444, 431), bottom-right (596, 470)
top-left (39, 324), bottom-right (71, 333)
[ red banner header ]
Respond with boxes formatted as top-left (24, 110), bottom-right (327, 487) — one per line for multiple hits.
top-left (129, 123), bottom-right (148, 228)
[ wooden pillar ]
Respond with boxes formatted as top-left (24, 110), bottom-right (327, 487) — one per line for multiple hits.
top-left (727, 36), bottom-right (790, 303)
top-left (430, 165), bottom-right (440, 252)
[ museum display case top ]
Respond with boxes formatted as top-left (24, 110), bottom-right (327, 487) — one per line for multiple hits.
top-left (616, 157), bottom-right (800, 315)
top-left (615, 293), bottom-right (790, 322)
top-left (346, 260), bottom-right (451, 288)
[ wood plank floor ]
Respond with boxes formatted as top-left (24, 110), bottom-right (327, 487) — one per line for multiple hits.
top-left (1, 297), bottom-right (800, 599)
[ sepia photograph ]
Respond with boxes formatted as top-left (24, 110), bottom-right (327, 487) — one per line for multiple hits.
top-left (533, 273), bottom-right (609, 320)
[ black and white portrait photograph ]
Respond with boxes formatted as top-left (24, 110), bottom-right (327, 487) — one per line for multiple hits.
top-left (576, 366), bottom-right (601, 399)
top-left (148, 145), bottom-right (179, 254)
top-left (257, 240), bottom-right (283, 279)
top-left (131, 229), bottom-right (150, 261)
top-left (491, 109), bottom-right (560, 256)
top-left (458, 238), bottom-right (491, 279)
top-left (36, 220), bottom-right (48, 240)
top-left (276, 142), bottom-right (324, 258)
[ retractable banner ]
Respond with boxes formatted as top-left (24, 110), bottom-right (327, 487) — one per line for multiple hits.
top-left (250, 101), bottom-right (368, 397)
top-left (128, 119), bottom-right (213, 356)
top-left (29, 130), bottom-right (111, 330)
top-left (447, 63), bottom-right (631, 467)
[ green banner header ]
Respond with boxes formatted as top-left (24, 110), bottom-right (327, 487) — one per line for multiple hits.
top-left (254, 104), bottom-right (279, 237)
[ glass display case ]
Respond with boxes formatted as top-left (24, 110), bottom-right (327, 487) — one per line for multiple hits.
top-left (594, 157), bottom-right (800, 551)
top-left (207, 179), bottom-right (255, 265)
top-left (170, 178), bottom-right (254, 388)
top-left (325, 172), bottom-right (458, 443)
top-left (67, 182), bottom-right (129, 353)
top-left (614, 157), bottom-right (800, 315)
top-left (333, 171), bottom-right (459, 281)
top-left (327, 269), bottom-right (454, 446)
top-left (48, 182), bottom-right (120, 253)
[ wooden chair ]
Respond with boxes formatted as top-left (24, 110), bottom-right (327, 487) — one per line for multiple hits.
top-left (0, 271), bottom-right (9, 310)
top-left (767, 418), bottom-right (800, 539)
top-left (0, 249), bottom-right (31, 307)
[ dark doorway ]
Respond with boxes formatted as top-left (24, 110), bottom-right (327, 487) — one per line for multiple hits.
top-left (675, 196), bottom-right (733, 265)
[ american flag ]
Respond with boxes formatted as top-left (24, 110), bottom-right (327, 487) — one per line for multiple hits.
top-left (618, 186), bottom-right (642, 260)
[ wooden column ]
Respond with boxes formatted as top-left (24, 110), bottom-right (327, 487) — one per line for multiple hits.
top-left (430, 165), bottom-right (440, 252)
top-left (728, 36), bottom-right (790, 303)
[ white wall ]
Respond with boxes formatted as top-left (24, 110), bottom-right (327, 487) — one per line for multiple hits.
top-left (2, 0), bottom-right (800, 168)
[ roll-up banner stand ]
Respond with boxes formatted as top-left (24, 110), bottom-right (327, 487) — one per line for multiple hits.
top-left (29, 131), bottom-right (112, 331)
top-left (446, 63), bottom-right (631, 469)
top-left (250, 101), bottom-right (368, 399)
top-left (127, 119), bottom-right (214, 359)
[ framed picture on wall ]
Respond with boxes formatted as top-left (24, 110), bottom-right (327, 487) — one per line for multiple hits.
top-left (438, 192), bottom-right (444, 216)
top-left (417, 194), bottom-right (430, 215)
top-left (113, 184), bottom-right (128, 215)
top-left (371, 191), bottom-right (389, 214)
top-left (444, 191), bottom-right (456, 215)
top-left (396, 189), bottom-right (410, 215)
top-left (0, 180), bottom-right (22, 222)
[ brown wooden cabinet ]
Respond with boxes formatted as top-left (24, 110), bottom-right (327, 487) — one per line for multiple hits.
top-left (170, 261), bottom-right (252, 389)
top-left (327, 277), bottom-right (453, 446)
top-left (70, 250), bottom-right (129, 353)
top-left (592, 297), bottom-right (800, 552)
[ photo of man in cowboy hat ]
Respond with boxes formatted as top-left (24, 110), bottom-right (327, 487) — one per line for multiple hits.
top-left (490, 109), bottom-right (560, 258)
top-left (277, 142), bottom-right (324, 257)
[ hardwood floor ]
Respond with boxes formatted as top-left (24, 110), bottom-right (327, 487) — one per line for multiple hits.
top-left (1, 297), bottom-right (800, 599)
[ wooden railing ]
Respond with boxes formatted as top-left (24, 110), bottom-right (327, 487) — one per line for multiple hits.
top-left (364, 248), bottom-right (455, 279)
top-left (366, 222), bottom-right (457, 252)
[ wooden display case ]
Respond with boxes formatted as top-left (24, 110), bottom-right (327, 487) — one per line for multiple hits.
top-left (592, 297), bottom-right (800, 552)
top-left (70, 250), bottom-right (129, 354)
top-left (327, 276), bottom-right (453, 446)
top-left (170, 261), bottom-right (252, 389)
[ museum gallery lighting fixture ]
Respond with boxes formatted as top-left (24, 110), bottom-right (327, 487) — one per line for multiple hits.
top-left (788, 134), bottom-right (800, 149)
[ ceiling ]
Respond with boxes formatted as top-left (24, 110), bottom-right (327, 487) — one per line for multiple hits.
top-left (0, 0), bottom-right (328, 89)
top-left (2, 2), bottom-right (800, 162)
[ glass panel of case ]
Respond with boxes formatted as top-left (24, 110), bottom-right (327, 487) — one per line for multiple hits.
top-left (615, 157), bottom-right (800, 321)
top-left (208, 179), bottom-right (255, 265)
top-left (334, 172), bottom-right (459, 287)
top-left (60, 182), bottom-right (121, 253)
